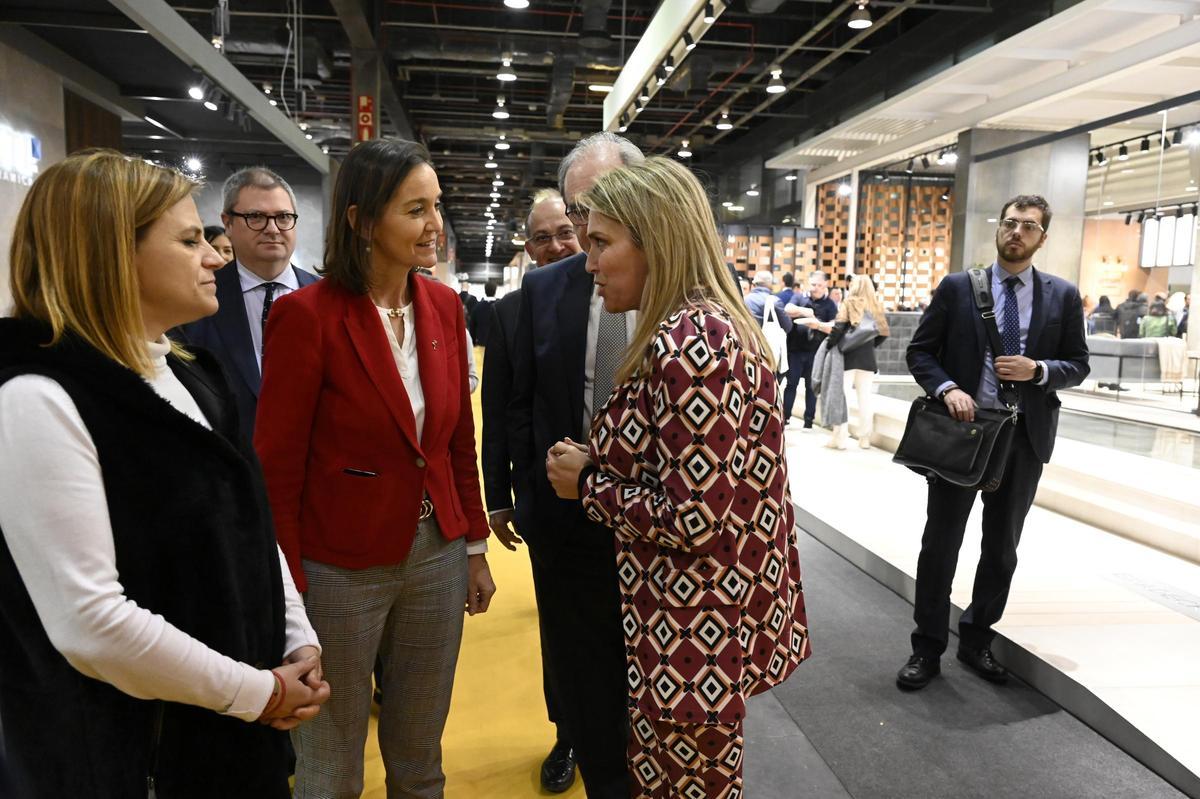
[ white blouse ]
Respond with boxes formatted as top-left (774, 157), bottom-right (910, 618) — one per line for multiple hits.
top-left (0, 338), bottom-right (320, 722)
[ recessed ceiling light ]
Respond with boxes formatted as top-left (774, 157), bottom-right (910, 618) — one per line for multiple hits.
top-left (1103, 200), bottom-right (1114, 206)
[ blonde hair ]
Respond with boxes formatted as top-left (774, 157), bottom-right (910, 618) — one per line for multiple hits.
top-left (579, 156), bottom-right (773, 381)
top-left (9, 148), bottom-right (198, 376)
top-left (836, 273), bottom-right (890, 336)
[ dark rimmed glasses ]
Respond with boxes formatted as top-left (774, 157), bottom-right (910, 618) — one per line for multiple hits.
top-left (564, 204), bottom-right (589, 225)
top-left (228, 210), bottom-right (299, 231)
top-left (529, 230), bottom-right (579, 247)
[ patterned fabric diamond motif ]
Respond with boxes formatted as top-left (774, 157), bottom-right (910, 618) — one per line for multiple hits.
top-left (620, 415), bottom-right (648, 449)
top-left (682, 391), bottom-right (718, 429)
top-left (654, 671), bottom-right (681, 703)
top-left (670, 738), bottom-right (699, 765)
top-left (618, 560), bottom-right (639, 588)
top-left (697, 671), bottom-right (729, 705)
top-left (683, 449), bottom-right (717, 486)
top-left (683, 335), bottom-right (714, 371)
top-left (748, 406), bottom-right (768, 434)
top-left (680, 507), bottom-right (712, 539)
top-left (652, 617), bottom-right (676, 648)
top-left (623, 610), bottom-right (639, 637)
top-left (695, 616), bottom-right (726, 649)
top-left (669, 572), bottom-right (700, 603)
top-left (682, 782), bottom-right (708, 799)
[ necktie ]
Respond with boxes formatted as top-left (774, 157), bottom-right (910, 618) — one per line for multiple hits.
top-left (261, 282), bottom-right (281, 335)
top-left (1001, 276), bottom-right (1022, 356)
top-left (592, 308), bottom-right (627, 427)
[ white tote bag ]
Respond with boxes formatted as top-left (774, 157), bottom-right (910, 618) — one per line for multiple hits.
top-left (761, 298), bottom-right (788, 375)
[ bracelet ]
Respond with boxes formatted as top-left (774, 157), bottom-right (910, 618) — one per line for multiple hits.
top-left (262, 670), bottom-right (286, 717)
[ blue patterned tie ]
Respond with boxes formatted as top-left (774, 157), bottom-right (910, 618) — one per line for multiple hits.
top-left (1001, 276), bottom-right (1022, 356)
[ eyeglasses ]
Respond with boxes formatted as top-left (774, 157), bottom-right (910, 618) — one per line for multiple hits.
top-left (564, 204), bottom-right (589, 225)
top-left (228, 210), bottom-right (299, 231)
top-left (998, 218), bottom-right (1044, 234)
top-left (529, 230), bottom-right (578, 247)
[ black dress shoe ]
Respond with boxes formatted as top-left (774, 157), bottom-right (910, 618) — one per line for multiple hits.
top-left (957, 646), bottom-right (1008, 683)
top-left (896, 654), bottom-right (940, 691)
top-left (540, 741), bottom-right (576, 794)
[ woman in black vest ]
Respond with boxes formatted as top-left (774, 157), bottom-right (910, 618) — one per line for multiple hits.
top-left (0, 149), bottom-right (330, 797)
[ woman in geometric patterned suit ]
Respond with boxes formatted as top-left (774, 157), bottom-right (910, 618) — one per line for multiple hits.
top-left (547, 157), bottom-right (811, 798)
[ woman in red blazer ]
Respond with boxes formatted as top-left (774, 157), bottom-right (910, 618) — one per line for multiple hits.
top-left (546, 157), bottom-right (810, 798)
top-left (255, 138), bottom-right (494, 798)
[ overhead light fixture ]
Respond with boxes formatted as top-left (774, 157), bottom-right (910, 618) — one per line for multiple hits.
top-left (728, 204), bottom-right (744, 212)
top-left (722, 201), bottom-right (733, 207)
top-left (188, 82), bottom-right (206, 101)
top-left (1117, 143), bottom-right (1129, 161)
top-left (746, 184), bottom-right (759, 197)
top-left (490, 202), bottom-right (499, 208)
top-left (940, 191), bottom-right (950, 201)
top-left (495, 133), bottom-right (510, 150)
top-left (703, 2), bottom-right (716, 23)
top-left (618, 113), bottom-right (630, 132)
top-left (493, 96), bottom-right (509, 120)
top-left (942, 149), bottom-right (958, 165)
top-left (184, 156), bottom-right (202, 172)
top-left (298, 122), bottom-right (308, 131)
top-left (1103, 200), bottom-right (1114, 206)
top-left (847, 2), bottom-right (872, 30)
top-left (1172, 128), bottom-right (1183, 146)
top-left (493, 179), bottom-right (505, 186)
top-left (921, 155), bottom-right (930, 169)
top-left (490, 191), bottom-right (501, 199)
top-left (1124, 213), bottom-right (1132, 225)
top-left (715, 110), bottom-right (733, 130)
top-left (785, 172), bottom-right (798, 181)
top-left (1163, 133), bottom-right (1172, 151)
top-left (905, 159), bottom-right (914, 174)
top-left (1136, 210), bottom-right (1146, 223)
top-left (262, 82), bottom-right (272, 95)
top-left (485, 152), bottom-right (498, 169)
top-left (1096, 149), bottom-right (1107, 166)
top-left (269, 98), bottom-right (278, 107)
top-left (656, 67), bottom-right (667, 87)
top-left (766, 66), bottom-right (786, 95)
top-left (503, 0), bottom-right (530, 8)
top-left (1140, 137), bottom-right (1150, 153)
top-left (322, 145), bottom-right (330, 154)
top-left (837, 182), bottom-right (853, 197)
top-left (496, 57), bottom-right (517, 82)
top-left (1184, 127), bottom-right (1200, 146)
top-left (663, 55), bottom-right (675, 74)
top-left (678, 139), bottom-right (692, 158)
top-left (305, 133), bottom-right (313, 140)
top-left (589, 83), bottom-right (613, 94)
top-left (202, 87), bottom-right (221, 112)
top-left (683, 31), bottom-right (696, 51)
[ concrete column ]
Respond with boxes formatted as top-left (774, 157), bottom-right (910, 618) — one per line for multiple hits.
top-left (351, 48), bottom-right (379, 144)
top-left (951, 128), bottom-right (1090, 283)
top-left (1189, 218), bottom-right (1200, 354)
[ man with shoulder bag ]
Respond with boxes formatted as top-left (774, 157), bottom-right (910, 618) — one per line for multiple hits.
top-left (896, 195), bottom-right (1089, 691)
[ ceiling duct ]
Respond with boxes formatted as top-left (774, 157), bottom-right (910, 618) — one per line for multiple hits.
top-left (224, 34), bottom-right (332, 80)
top-left (546, 54), bottom-right (576, 128)
top-left (579, 0), bottom-right (614, 52)
top-left (522, 143), bottom-right (546, 188)
top-left (745, 0), bottom-right (787, 12)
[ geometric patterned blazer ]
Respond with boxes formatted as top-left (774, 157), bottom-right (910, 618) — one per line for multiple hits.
top-left (581, 302), bottom-right (811, 727)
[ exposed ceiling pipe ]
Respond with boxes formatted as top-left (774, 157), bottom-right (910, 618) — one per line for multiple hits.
top-left (546, 54), bottom-right (577, 128)
top-left (579, 0), bottom-right (615, 52)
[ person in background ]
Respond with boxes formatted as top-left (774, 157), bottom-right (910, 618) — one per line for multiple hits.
top-left (898, 194), bottom-right (1089, 692)
top-left (786, 271), bottom-right (838, 429)
top-left (776, 270), bottom-right (799, 304)
top-left (830, 286), bottom-right (844, 307)
top-left (1178, 294), bottom-right (1190, 338)
top-left (808, 274), bottom-right (890, 449)
top-left (1139, 300), bottom-right (1177, 338)
top-left (745, 270), bottom-right (795, 333)
top-left (0, 149), bottom-right (328, 797)
top-left (255, 138), bottom-right (495, 798)
top-left (468, 281), bottom-right (499, 349)
top-left (1089, 295), bottom-right (1116, 335)
top-left (205, 223), bottom-right (235, 262)
top-left (481, 187), bottom-right (582, 793)
top-left (173, 167), bottom-right (320, 442)
top-left (545, 156), bottom-right (810, 798)
top-left (459, 280), bottom-right (478, 317)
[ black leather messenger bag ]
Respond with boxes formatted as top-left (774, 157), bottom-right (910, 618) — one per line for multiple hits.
top-left (893, 269), bottom-right (1019, 493)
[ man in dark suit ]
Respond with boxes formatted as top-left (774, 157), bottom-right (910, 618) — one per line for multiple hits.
top-left (508, 133), bottom-right (644, 799)
top-left (467, 281), bottom-right (498, 349)
top-left (481, 188), bottom-right (581, 793)
top-left (785, 270), bottom-right (838, 428)
top-left (897, 194), bottom-right (1089, 691)
top-left (173, 167), bottom-right (318, 442)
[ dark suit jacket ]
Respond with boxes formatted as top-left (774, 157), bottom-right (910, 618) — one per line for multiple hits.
top-left (468, 298), bottom-right (497, 348)
top-left (509, 252), bottom-right (611, 563)
top-left (173, 260), bottom-right (319, 443)
top-left (254, 275), bottom-right (488, 591)
top-left (480, 290), bottom-right (522, 514)
top-left (907, 266), bottom-right (1089, 463)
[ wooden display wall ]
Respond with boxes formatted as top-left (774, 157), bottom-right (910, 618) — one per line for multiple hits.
top-left (817, 179), bottom-right (954, 310)
top-left (723, 225), bottom-right (819, 284)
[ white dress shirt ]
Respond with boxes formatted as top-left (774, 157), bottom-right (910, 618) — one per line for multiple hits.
top-left (375, 305), bottom-right (488, 556)
top-left (238, 262), bottom-right (301, 370)
top-left (582, 287), bottom-right (638, 435)
top-left (0, 338), bottom-right (320, 722)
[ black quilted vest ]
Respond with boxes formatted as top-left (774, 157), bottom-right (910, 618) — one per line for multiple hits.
top-left (0, 318), bottom-right (289, 798)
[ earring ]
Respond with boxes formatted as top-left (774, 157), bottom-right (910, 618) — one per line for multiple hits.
top-left (365, 244), bottom-right (372, 253)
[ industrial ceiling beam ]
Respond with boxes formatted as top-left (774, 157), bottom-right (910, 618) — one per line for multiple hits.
top-left (328, 0), bottom-right (417, 141)
top-left (107, 0), bottom-right (329, 173)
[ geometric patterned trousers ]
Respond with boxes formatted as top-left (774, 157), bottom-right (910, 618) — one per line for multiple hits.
top-left (628, 708), bottom-right (744, 799)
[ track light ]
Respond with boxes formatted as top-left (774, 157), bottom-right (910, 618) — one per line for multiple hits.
top-left (1124, 213), bottom-right (1132, 225)
top-left (1096, 149), bottom-right (1107, 166)
top-left (1117, 143), bottom-right (1129, 161)
top-left (493, 96), bottom-right (509, 120)
top-left (715, 110), bottom-right (733, 130)
top-left (656, 66), bottom-right (667, 87)
top-left (1172, 128), bottom-right (1183, 146)
top-left (921, 155), bottom-right (930, 169)
top-left (188, 80), bottom-right (206, 101)
top-left (663, 55), bottom-right (675, 74)
top-left (905, 159), bottom-right (914, 174)
top-left (1140, 137), bottom-right (1150, 153)
top-left (639, 85), bottom-right (651, 103)
top-left (683, 31), bottom-right (696, 51)
top-left (766, 66), bottom-right (786, 95)
top-left (746, 184), bottom-right (759, 197)
top-left (496, 57), bottom-right (517, 82)
top-left (678, 139), bottom-right (692, 158)
top-left (1137, 210), bottom-right (1146, 223)
top-left (942, 149), bottom-right (958, 165)
top-left (847, 2), bottom-right (872, 29)
top-left (703, 2), bottom-right (716, 23)
top-left (721, 201), bottom-right (733, 207)
top-left (618, 113), bottom-right (630, 132)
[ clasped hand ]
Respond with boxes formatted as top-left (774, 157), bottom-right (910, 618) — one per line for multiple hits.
top-left (546, 437), bottom-right (592, 500)
top-left (259, 646), bottom-right (331, 730)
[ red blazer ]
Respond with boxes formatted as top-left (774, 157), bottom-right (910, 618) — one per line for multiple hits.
top-left (255, 274), bottom-right (488, 591)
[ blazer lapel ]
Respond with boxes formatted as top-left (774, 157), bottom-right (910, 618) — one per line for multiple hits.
top-left (410, 274), bottom-right (447, 447)
top-left (558, 255), bottom-right (593, 434)
top-left (213, 262), bottom-right (263, 397)
top-left (1024, 267), bottom-right (1048, 356)
top-left (342, 293), bottom-right (422, 453)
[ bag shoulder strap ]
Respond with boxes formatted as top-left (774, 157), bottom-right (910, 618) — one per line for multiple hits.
top-left (762, 296), bottom-right (778, 326)
top-left (968, 267), bottom-right (1018, 411)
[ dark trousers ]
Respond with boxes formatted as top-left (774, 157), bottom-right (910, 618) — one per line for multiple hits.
top-left (529, 554), bottom-right (565, 739)
top-left (529, 531), bottom-right (630, 799)
top-left (911, 419), bottom-right (1044, 657)
top-left (783, 349), bottom-right (817, 422)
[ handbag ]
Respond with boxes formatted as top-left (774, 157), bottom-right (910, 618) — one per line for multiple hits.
top-left (892, 268), bottom-right (1018, 492)
top-left (837, 310), bottom-right (878, 354)
top-left (761, 297), bottom-right (788, 372)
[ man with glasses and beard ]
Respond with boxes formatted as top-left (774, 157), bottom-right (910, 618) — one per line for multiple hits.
top-left (480, 188), bottom-right (582, 793)
top-left (896, 195), bottom-right (1088, 692)
top-left (174, 167), bottom-right (319, 442)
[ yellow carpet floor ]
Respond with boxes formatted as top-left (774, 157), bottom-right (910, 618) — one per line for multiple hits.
top-left (361, 349), bottom-right (586, 798)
